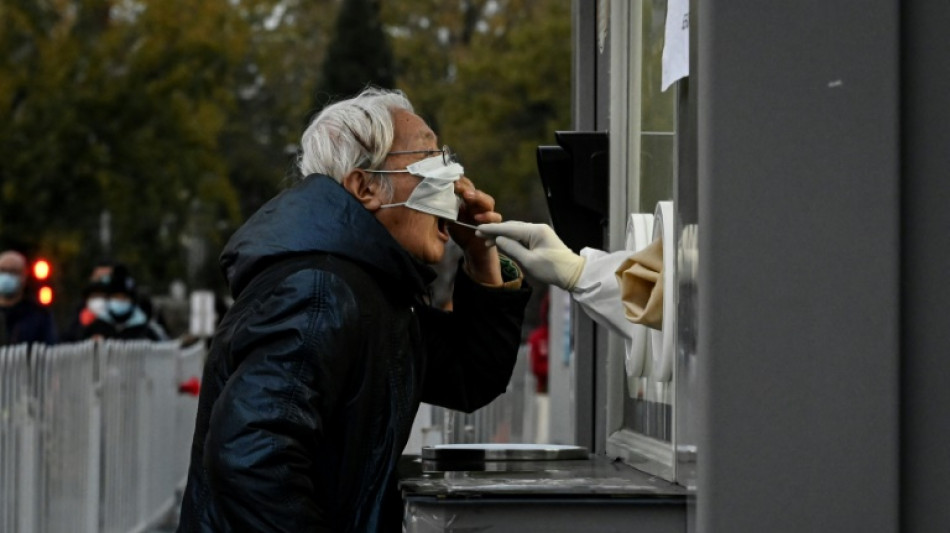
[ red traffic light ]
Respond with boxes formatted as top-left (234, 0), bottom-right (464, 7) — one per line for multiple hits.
top-left (33, 259), bottom-right (51, 281)
top-left (38, 286), bottom-right (53, 305)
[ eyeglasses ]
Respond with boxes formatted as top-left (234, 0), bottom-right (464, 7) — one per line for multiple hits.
top-left (364, 145), bottom-right (457, 173)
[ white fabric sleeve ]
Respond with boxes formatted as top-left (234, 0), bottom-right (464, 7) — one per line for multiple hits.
top-left (571, 247), bottom-right (637, 340)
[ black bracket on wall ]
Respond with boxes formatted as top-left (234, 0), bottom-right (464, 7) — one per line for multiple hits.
top-left (536, 131), bottom-right (609, 253)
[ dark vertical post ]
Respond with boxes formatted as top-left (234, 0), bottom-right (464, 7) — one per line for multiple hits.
top-left (900, 0), bottom-right (950, 529)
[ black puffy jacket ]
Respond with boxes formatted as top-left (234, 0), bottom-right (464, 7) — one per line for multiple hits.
top-left (178, 175), bottom-right (530, 532)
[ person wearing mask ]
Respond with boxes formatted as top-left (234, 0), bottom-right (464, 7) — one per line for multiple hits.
top-left (0, 250), bottom-right (57, 345)
top-left (177, 87), bottom-right (530, 532)
top-left (82, 264), bottom-right (168, 341)
top-left (527, 292), bottom-right (551, 393)
top-left (60, 259), bottom-right (119, 342)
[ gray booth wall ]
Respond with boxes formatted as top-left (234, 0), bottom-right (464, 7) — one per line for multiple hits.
top-left (695, 1), bottom-right (950, 532)
top-left (568, 0), bottom-right (949, 530)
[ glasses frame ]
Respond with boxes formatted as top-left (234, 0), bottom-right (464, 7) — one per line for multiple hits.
top-left (364, 145), bottom-right (456, 173)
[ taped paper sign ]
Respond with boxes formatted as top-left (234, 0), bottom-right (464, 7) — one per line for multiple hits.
top-left (662, 0), bottom-right (690, 91)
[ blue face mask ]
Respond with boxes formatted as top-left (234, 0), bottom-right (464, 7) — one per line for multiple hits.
top-left (107, 299), bottom-right (134, 319)
top-left (0, 272), bottom-right (22, 296)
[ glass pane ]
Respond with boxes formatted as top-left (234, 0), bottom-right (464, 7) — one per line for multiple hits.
top-left (637, 0), bottom-right (676, 214)
top-left (621, 0), bottom-right (677, 443)
top-left (641, 0), bottom-right (676, 133)
top-left (639, 133), bottom-right (675, 212)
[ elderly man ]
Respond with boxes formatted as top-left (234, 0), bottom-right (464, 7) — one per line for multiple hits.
top-left (0, 250), bottom-right (57, 345)
top-left (178, 88), bottom-right (530, 532)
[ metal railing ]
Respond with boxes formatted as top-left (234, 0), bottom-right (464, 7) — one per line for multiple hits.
top-left (0, 340), bottom-right (204, 533)
top-left (421, 343), bottom-right (546, 448)
top-left (3, 337), bottom-right (548, 529)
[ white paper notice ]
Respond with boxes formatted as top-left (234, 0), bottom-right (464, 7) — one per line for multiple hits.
top-left (661, 0), bottom-right (690, 92)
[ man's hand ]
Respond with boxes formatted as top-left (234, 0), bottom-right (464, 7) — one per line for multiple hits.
top-left (453, 177), bottom-right (503, 286)
top-left (475, 221), bottom-right (586, 291)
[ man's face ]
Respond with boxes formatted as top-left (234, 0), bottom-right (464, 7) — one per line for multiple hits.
top-left (90, 266), bottom-right (113, 282)
top-left (373, 110), bottom-right (452, 264)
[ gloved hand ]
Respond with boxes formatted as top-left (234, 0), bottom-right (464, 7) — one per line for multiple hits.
top-left (476, 221), bottom-right (586, 291)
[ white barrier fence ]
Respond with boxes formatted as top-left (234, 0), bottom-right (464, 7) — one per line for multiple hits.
top-left (408, 343), bottom-right (547, 452)
top-left (0, 340), bottom-right (204, 533)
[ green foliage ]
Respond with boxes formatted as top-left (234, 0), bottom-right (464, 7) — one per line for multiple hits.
top-left (0, 0), bottom-right (571, 320)
top-left (318, 0), bottom-right (395, 103)
top-left (383, 0), bottom-right (572, 222)
top-left (0, 0), bottom-right (246, 301)
top-left (0, 0), bottom-right (335, 310)
top-left (222, 0), bottom-right (338, 212)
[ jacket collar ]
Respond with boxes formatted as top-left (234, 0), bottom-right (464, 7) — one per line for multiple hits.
top-left (221, 175), bottom-right (437, 297)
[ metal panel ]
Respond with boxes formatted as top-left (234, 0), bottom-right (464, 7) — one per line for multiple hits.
top-left (900, 0), bottom-right (950, 529)
top-left (31, 342), bottom-right (98, 533)
top-left (405, 498), bottom-right (686, 533)
top-left (675, 0), bottom-right (700, 500)
top-left (176, 342), bottom-right (205, 483)
top-left (568, 0), bottom-right (599, 452)
top-left (0, 340), bottom-right (203, 533)
top-left (697, 1), bottom-right (900, 531)
top-left (100, 340), bottom-right (147, 533)
top-left (572, 0), bottom-right (597, 131)
top-left (1, 344), bottom-right (32, 532)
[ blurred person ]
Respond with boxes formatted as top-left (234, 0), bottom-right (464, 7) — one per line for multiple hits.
top-left (0, 250), bottom-right (57, 345)
top-left (178, 87), bottom-right (530, 532)
top-left (81, 264), bottom-right (169, 341)
top-left (87, 259), bottom-right (115, 285)
top-left (527, 292), bottom-right (550, 393)
top-left (60, 259), bottom-right (116, 342)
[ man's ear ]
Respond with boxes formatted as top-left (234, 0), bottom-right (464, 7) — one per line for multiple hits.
top-left (342, 169), bottom-right (383, 211)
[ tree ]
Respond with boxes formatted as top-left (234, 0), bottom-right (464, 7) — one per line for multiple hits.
top-left (0, 0), bottom-right (571, 324)
top-left (317, 0), bottom-right (396, 104)
top-left (0, 0), bottom-right (252, 310)
top-left (381, 0), bottom-right (572, 223)
top-left (441, 0), bottom-right (572, 222)
top-left (220, 0), bottom-right (338, 211)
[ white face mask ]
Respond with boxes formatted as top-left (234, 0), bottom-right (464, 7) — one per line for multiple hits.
top-left (379, 155), bottom-right (465, 220)
top-left (87, 297), bottom-right (108, 319)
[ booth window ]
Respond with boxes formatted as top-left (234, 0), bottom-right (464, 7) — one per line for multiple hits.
top-left (636, 0), bottom-right (676, 214)
top-left (606, 0), bottom-right (680, 479)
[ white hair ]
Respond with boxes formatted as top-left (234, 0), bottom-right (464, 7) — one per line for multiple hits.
top-left (297, 87), bottom-right (414, 199)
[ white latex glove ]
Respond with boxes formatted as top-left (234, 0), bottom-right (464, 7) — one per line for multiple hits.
top-left (476, 221), bottom-right (586, 291)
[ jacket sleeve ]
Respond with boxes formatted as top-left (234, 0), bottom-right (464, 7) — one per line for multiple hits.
top-left (204, 269), bottom-right (360, 532)
top-left (571, 247), bottom-right (639, 339)
top-left (420, 265), bottom-right (531, 412)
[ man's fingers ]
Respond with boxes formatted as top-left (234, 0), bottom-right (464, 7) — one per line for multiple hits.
top-left (462, 189), bottom-right (496, 213)
top-left (473, 211), bottom-right (503, 224)
top-left (455, 178), bottom-right (496, 213)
